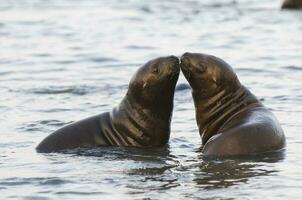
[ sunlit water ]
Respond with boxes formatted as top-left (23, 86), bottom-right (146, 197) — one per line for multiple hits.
top-left (1, 0), bottom-right (302, 199)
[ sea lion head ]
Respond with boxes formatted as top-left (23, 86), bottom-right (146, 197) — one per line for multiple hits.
top-left (127, 56), bottom-right (180, 119)
top-left (180, 52), bottom-right (241, 98)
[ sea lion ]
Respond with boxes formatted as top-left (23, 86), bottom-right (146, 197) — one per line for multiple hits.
top-left (282, 0), bottom-right (302, 9)
top-left (180, 52), bottom-right (285, 156)
top-left (36, 56), bottom-right (180, 153)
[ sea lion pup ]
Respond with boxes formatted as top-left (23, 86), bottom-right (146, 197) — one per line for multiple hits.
top-left (36, 56), bottom-right (180, 153)
top-left (282, 0), bottom-right (302, 9)
top-left (180, 52), bottom-right (285, 156)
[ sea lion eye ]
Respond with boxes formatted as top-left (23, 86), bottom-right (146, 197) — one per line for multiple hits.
top-left (196, 63), bottom-right (206, 73)
top-left (152, 67), bottom-right (159, 74)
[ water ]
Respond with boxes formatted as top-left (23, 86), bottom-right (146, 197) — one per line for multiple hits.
top-left (1, 0), bottom-right (302, 199)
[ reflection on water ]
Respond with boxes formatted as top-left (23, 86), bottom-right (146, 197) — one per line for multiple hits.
top-left (65, 146), bottom-right (173, 162)
top-left (194, 152), bottom-right (285, 190)
top-left (1, 0), bottom-right (302, 199)
top-left (48, 146), bottom-right (286, 198)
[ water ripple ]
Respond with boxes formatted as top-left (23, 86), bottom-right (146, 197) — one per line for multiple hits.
top-left (18, 120), bottom-right (68, 133)
top-left (28, 85), bottom-right (98, 95)
top-left (283, 65), bottom-right (302, 71)
top-left (126, 45), bottom-right (155, 50)
top-left (1, 0), bottom-right (302, 199)
top-left (0, 177), bottom-right (71, 186)
top-left (55, 191), bottom-right (105, 195)
top-left (175, 83), bottom-right (191, 91)
top-left (64, 146), bottom-right (175, 163)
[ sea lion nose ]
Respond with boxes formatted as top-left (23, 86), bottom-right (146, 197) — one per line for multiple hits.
top-left (182, 52), bottom-right (192, 57)
top-left (168, 55), bottom-right (179, 63)
top-left (180, 52), bottom-right (192, 65)
top-left (167, 56), bottom-right (180, 71)
top-left (166, 56), bottom-right (180, 75)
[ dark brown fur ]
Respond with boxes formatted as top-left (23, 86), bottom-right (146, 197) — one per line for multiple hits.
top-left (180, 52), bottom-right (285, 156)
top-left (282, 0), bottom-right (302, 9)
top-left (36, 56), bottom-right (180, 153)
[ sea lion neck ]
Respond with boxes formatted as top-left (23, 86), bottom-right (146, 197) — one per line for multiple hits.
top-left (109, 96), bottom-right (170, 146)
top-left (126, 85), bottom-right (174, 120)
top-left (191, 81), bottom-right (234, 105)
top-left (195, 86), bottom-right (261, 144)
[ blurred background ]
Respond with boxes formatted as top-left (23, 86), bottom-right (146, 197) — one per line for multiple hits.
top-left (0, 0), bottom-right (302, 199)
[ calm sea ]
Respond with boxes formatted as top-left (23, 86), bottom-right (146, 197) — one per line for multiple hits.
top-left (1, 0), bottom-right (302, 199)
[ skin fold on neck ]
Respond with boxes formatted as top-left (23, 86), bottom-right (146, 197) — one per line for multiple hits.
top-left (194, 85), bottom-right (262, 144)
top-left (108, 94), bottom-right (171, 147)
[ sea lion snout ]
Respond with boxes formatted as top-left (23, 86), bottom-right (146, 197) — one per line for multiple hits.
top-left (162, 56), bottom-right (180, 77)
top-left (180, 52), bottom-right (202, 71)
top-left (168, 55), bottom-right (179, 63)
top-left (180, 52), bottom-right (192, 66)
top-left (180, 52), bottom-right (205, 68)
top-left (180, 52), bottom-right (196, 81)
top-left (167, 55), bottom-right (179, 69)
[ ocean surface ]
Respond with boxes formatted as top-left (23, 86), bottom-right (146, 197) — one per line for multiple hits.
top-left (1, 0), bottom-right (302, 199)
